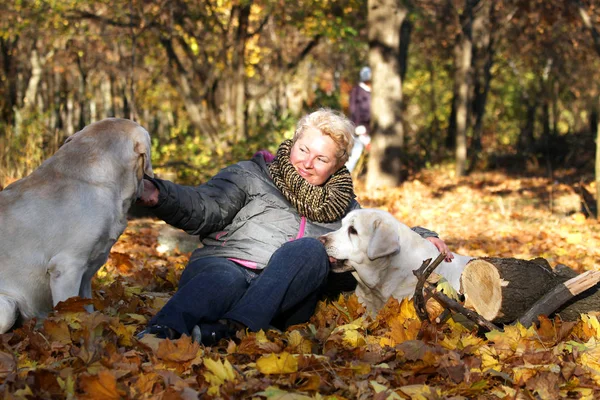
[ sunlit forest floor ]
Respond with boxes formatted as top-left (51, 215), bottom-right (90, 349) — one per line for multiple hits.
top-left (354, 165), bottom-right (599, 273)
top-left (2, 166), bottom-right (600, 398)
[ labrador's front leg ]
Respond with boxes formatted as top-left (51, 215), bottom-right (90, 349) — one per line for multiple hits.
top-left (0, 296), bottom-right (19, 334)
top-left (48, 255), bottom-right (85, 307)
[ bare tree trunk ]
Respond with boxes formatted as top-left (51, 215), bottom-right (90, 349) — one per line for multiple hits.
top-left (100, 75), bottom-right (112, 119)
top-left (0, 36), bottom-right (19, 127)
top-left (453, 0), bottom-right (477, 177)
top-left (232, 3), bottom-right (251, 141)
top-left (366, 0), bottom-right (409, 189)
top-left (597, 94), bottom-right (600, 219)
top-left (22, 48), bottom-right (53, 111)
top-left (398, 17), bottom-right (412, 82)
top-left (76, 54), bottom-right (88, 130)
top-left (468, 1), bottom-right (495, 173)
top-left (572, 0), bottom-right (600, 218)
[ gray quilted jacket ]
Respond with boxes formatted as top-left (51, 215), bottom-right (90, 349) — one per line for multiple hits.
top-left (149, 154), bottom-right (438, 269)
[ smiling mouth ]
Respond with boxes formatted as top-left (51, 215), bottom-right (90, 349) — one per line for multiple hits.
top-left (298, 170), bottom-right (310, 178)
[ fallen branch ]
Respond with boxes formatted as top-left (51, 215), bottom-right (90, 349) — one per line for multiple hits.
top-left (424, 285), bottom-right (500, 332)
top-left (517, 270), bottom-right (600, 326)
top-left (413, 253), bottom-right (445, 321)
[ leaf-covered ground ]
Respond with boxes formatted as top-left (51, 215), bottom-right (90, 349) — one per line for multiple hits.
top-left (2, 167), bottom-right (600, 399)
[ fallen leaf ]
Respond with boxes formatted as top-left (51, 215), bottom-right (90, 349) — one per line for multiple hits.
top-left (79, 370), bottom-right (125, 399)
top-left (256, 352), bottom-right (298, 375)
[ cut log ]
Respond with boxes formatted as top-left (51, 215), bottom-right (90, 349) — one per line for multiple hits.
top-left (461, 257), bottom-right (600, 324)
top-left (461, 257), bottom-right (561, 324)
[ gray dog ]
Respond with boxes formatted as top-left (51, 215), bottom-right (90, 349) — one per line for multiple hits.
top-left (0, 118), bottom-right (153, 333)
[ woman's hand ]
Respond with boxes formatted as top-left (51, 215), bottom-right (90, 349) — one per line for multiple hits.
top-left (426, 237), bottom-right (454, 262)
top-left (136, 179), bottom-right (160, 207)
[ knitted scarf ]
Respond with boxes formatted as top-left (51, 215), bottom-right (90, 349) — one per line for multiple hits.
top-left (268, 139), bottom-right (355, 223)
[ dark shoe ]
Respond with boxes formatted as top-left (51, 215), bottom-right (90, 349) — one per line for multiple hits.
top-left (192, 321), bottom-right (240, 346)
top-left (136, 324), bottom-right (178, 340)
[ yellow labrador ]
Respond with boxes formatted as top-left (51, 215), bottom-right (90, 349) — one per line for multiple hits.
top-left (320, 209), bottom-right (472, 314)
top-left (0, 118), bottom-right (153, 333)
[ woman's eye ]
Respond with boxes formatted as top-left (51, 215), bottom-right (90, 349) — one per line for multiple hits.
top-left (348, 226), bottom-right (357, 235)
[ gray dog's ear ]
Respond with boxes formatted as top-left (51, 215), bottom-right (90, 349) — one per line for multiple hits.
top-left (367, 219), bottom-right (400, 260)
top-left (134, 135), bottom-right (153, 179)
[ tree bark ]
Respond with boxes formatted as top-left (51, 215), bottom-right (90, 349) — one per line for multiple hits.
top-left (468, 1), bottom-right (495, 172)
top-left (596, 93), bottom-right (600, 219)
top-left (366, 0), bottom-right (409, 189)
top-left (453, 0), bottom-right (477, 177)
top-left (232, 3), bottom-right (251, 142)
top-left (571, 0), bottom-right (600, 218)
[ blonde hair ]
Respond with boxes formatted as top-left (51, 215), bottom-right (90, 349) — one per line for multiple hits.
top-left (292, 108), bottom-right (355, 166)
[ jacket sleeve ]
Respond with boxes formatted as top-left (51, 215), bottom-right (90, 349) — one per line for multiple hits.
top-left (412, 226), bottom-right (439, 239)
top-left (148, 164), bottom-right (248, 237)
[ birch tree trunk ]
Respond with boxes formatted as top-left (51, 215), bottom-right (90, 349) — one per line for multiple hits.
top-left (366, 0), bottom-right (408, 189)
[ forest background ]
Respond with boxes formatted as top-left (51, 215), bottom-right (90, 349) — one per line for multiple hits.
top-left (4, 0), bottom-right (600, 398)
top-left (3, 0), bottom-right (600, 192)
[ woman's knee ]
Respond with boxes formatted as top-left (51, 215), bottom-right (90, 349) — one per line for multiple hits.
top-left (275, 237), bottom-right (329, 276)
top-left (180, 257), bottom-right (247, 289)
top-left (283, 237), bottom-right (327, 259)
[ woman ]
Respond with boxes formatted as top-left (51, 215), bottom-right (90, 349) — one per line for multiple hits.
top-left (136, 108), bottom-right (450, 345)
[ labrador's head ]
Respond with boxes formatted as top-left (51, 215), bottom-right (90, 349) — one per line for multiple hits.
top-left (320, 209), bottom-right (401, 288)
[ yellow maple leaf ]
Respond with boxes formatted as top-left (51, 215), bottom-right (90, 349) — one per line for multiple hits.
top-left (256, 352), bottom-right (298, 375)
top-left (43, 319), bottom-right (71, 345)
top-left (486, 323), bottom-right (537, 356)
top-left (579, 314), bottom-right (600, 339)
top-left (109, 322), bottom-right (136, 347)
top-left (285, 330), bottom-right (313, 354)
top-left (255, 330), bottom-right (270, 344)
top-left (577, 338), bottom-right (600, 385)
top-left (387, 316), bottom-right (421, 345)
top-left (203, 358), bottom-right (237, 396)
top-left (255, 386), bottom-right (313, 399)
top-left (398, 297), bottom-right (418, 321)
top-left (155, 335), bottom-right (200, 363)
top-left (79, 370), bottom-right (124, 400)
top-left (342, 329), bottom-right (366, 348)
top-left (371, 381), bottom-right (402, 399)
top-left (476, 345), bottom-right (501, 371)
top-left (399, 384), bottom-right (441, 399)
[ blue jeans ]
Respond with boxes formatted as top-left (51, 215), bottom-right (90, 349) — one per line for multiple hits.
top-left (149, 237), bottom-right (330, 335)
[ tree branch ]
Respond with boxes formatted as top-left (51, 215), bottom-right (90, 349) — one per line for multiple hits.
top-left (517, 270), bottom-right (600, 327)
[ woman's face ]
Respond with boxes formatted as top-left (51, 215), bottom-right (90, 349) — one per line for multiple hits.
top-left (290, 127), bottom-right (341, 186)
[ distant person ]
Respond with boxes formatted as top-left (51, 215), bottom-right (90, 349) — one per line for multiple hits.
top-left (346, 66), bottom-right (372, 172)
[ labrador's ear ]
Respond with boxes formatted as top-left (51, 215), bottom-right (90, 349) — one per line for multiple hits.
top-left (134, 136), bottom-right (153, 179)
top-left (367, 218), bottom-right (400, 260)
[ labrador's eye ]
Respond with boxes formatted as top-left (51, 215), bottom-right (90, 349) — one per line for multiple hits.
top-left (348, 226), bottom-right (357, 235)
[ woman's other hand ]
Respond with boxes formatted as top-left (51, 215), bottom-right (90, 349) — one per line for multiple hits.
top-left (137, 179), bottom-right (160, 207)
top-left (426, 237), bottom-right (454, 262)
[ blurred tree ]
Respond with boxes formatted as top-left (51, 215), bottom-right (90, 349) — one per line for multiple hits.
top-left (573, 0), bottom-right (600, 217)
top-left (366, 0), bottom-right (410, 189)
top-left (451, 0), bottom-right (478, 177)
